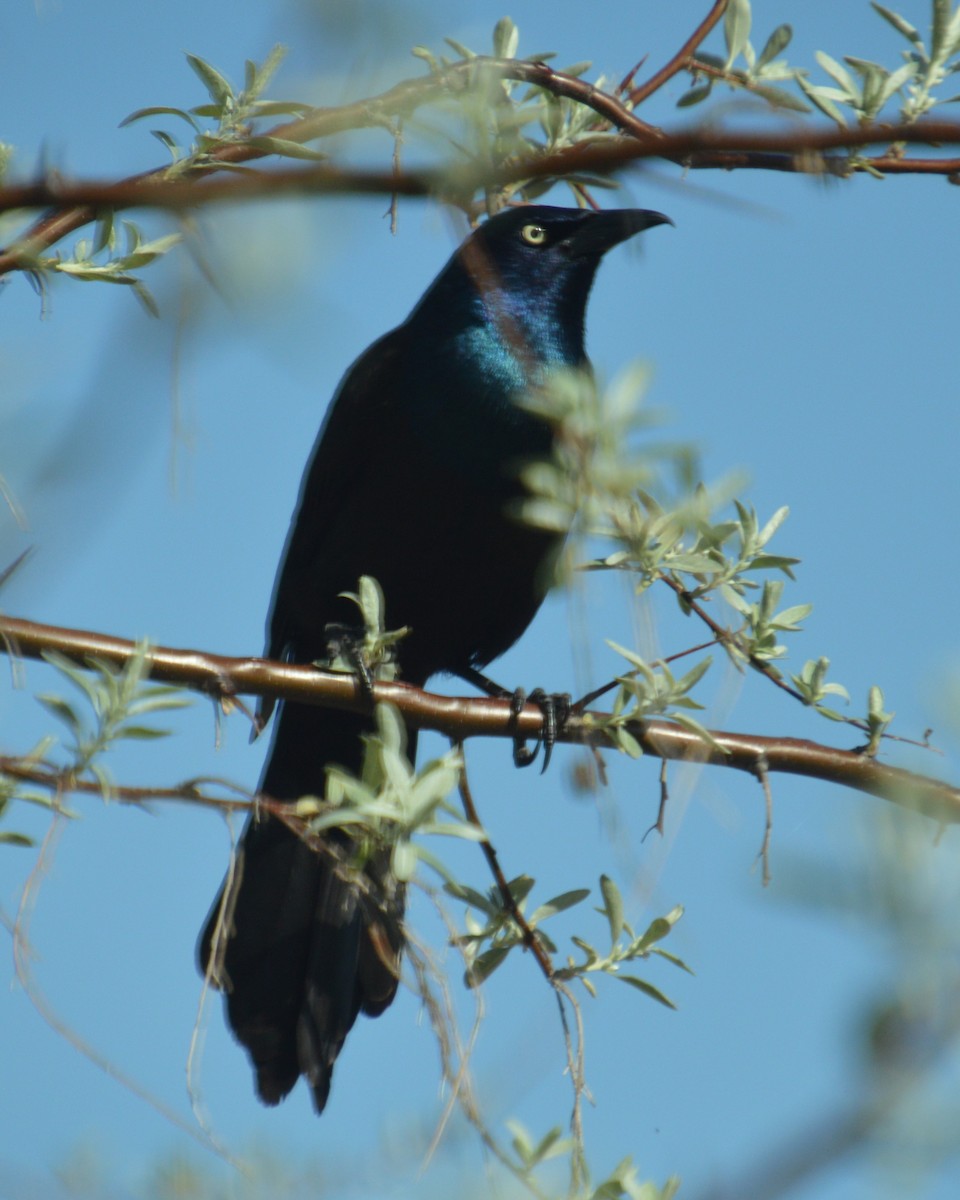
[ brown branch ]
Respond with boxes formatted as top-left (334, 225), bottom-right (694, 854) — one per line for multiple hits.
top-left (0, 757), bottom-right (257, 813)
top-left (628, 0), bottom-right (730, 106)
top-left (3, 21), bottom-right (960, 279)
top-left (3, 118), bottom-right (959, 236)
top-left (454, 743), bottom-right (556, 981)
top-left (0, 55), bottom-right (658, 277)
top-left (2, 613), bottom-right (959, 826)
top-left (656, 575), bottom-right (927, 752)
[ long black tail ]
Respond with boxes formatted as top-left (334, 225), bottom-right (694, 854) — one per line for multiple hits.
top-left (198, 700), bottom-right (408, 1112)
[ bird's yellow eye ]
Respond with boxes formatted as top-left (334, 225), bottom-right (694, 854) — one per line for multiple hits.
top-left (520, 223), bottom-right (548, 246)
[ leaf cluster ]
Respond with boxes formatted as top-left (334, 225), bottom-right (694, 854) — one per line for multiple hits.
top-left (681, 3), bottom-right (810, 114)
top-left (121, 46), bottom-right (314, 167)
top-left (797, 1), bottom-right (960, 129)
top-left (414, 17), bottom-right (615, 209)
top-left (0, 644), bottom-right (188, 845)
top-left (505, 1118), bottom-right (681, 1200)
top-left (448, 869), bottom-right (688, 1012)
top-left (518, 362), bottom-right (896, 748)
top-left (20, 217), bottom-right (181, 315)
top-left (297, 703), bottom-right (470, 886)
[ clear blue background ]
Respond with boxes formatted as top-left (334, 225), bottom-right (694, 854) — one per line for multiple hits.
top-left (2, 1), bottom-right (959, 1196)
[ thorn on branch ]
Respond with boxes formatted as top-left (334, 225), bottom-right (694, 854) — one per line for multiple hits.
top-left (643, 758), bottom-right (670, 842)
top-left (753, 754), bottom-right (773, 887)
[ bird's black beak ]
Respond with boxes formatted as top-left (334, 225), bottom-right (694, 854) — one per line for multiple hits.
top-left (565, 208), bottom-right (673, 258)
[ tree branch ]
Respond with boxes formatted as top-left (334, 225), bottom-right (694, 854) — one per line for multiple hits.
top-left (3, 119), bottom-right (959, 233)
top-left (627, 0), bottom-right (730, 106)
top-left (4, 22), bottom-right (960, 280)
top-left (2, 613), bottom-right (958, 825)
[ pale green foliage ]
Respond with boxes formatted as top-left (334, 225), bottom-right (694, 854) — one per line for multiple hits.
top-left (682, 0), bottom-right (960, 137)
top-left (0, 644), bottom-right (189, 845)
top-left (9, 6), bottom-right (958, 308)
top-left (680, 4), bottom-right (811, 114)
top-left (11, 47), bottom-right (309, 306)
top-left (415, 16), bottom-right (613, 208)
top-left (330, 574), bottom-right (409, 682)
top-left (599, 644), bottom-right (718, 757)
top-left (121, 45), bottom-right (313, 165)
top-left (306, 704), bottom-right (469, 885)
top-left (504, 1119), bottom-right (681, 1200)
top-left (36, 645), bottom-right (190, 789)
top-left (518, 363), bottom-right (892, 743)
top-left (447, 873), bottom-right (591, 985)
top-left (798, 0), bottom-right (960, 126)
top-left (790, 655), bottom-right (852, 721)
top-left (447, 869), bottom-right (688, 1008)
top-left (27, 218), bottom-right (182, 316)
top-left (292, 578), bottom-right (469, 882)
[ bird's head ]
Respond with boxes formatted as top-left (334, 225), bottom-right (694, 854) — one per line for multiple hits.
top-left (426, 205), bottom-right (672, 367)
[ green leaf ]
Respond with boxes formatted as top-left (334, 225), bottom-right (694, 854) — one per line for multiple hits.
top-left (635, 913), bottom-right (677, 952)
top-left (117, 725), bottom-right (170, 740)
top-left (506, 874), bottom-right (536, 905)
top-left (444, 37), bottom-right (476, 60)
top-left (0, 831), bottom-right (35, 848)
top-left (651, 947), bottom-right (695, 975)
top-left (617, 974), bottom-right (678, 1009)
top-left (36, 694), bottom-right (82, 735)
top-left (724, 0), bottom-right (753, 69)
top-left (668, 711), bottom-right (726, 753)
top-left (149, 130), bottom-right (182, 162)
top-left (796, 75), bottom-right (849, 125)
top-left (756, 23), bottom-right (792, 71)
top-left (751, 84), bottom-right (810, 113)
top-left (245, 44), bottom-right (286, 102)
top-left (411, 45), bottom-right (442, 72)
top-left (391, 839), bottom-right (418, 882)
top-left (41, 652), bottom-right (106, 714)
top-left (676, 83), bottom-right (713, 108)
top-left (530, 888), bottom-right (590, 924)
top-left (243, 136), bottom-right (327, 161)
top-left (445, 880), bottom-right (498, 916)
top-left (871, 3), bottom-right (924, 48)
top-left (674, 655), bottom-right (713, 696)
top-left (492, 16), bottom-right (519, 60)
top-left (467, 945), bottom-right (510, 986)
top-left (186, 53), bottom-right (235, 108)
top-left (772, 603), bottom-right (813, 629)
top-left (248, 100), bottom-right (311, 118)
top-left (600, 874), bottom-right (624, 945)
top-left (878, 60), bottom-right (919, 108)
top-left (615, 727), bottom-right (644, 759)
top-left (119, 106), bottom-right (201, 131)
top-left (815, 50), bottom-right (859, 98)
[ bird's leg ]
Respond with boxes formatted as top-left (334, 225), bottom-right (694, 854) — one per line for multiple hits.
top-left (457, 666), bottom-right (570, 772)
top-left (321, 622), bottom-right (376, 706)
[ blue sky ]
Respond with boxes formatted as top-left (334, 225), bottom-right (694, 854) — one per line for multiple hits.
top-left (3, 1), bottom-right (960, 1197)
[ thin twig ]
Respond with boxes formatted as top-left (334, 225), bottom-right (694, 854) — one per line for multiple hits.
top-left (656, 573), bottom-right (930, 751)
top-left (754, 755), bottom-right (773, 887)
top-left (454, 742), bottom-right (556, 981)
top-left (627, 0), bottom-right (730, 106)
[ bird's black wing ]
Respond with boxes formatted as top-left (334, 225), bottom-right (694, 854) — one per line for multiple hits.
top-left (264, 326), bottom-right (416, 670)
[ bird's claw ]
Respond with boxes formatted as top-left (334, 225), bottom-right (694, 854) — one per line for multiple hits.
top-left (511, 687), bottom-right (571, 773)
top-left (322, 623), bottom-right (376, 705)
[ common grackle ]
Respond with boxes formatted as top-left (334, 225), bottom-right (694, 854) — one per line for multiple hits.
top-left (199, 205), bottom-right (671, 1113)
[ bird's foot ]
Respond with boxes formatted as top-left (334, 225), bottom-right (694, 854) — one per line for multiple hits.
top-left (510, 687), bottom-right (571, 772)
top-left (456, 666), bottom-right (569, 772)
top-left (321, 623), bottom-right (376, 705)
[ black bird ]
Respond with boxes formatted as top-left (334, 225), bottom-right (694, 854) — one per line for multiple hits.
top-left (199, 204), bottom-right (671, 1113)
